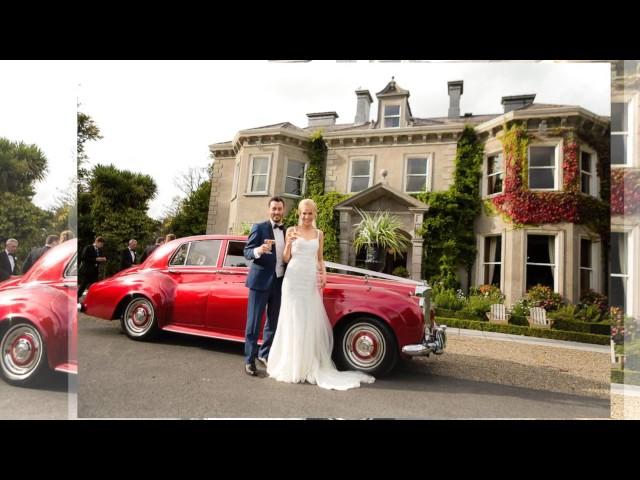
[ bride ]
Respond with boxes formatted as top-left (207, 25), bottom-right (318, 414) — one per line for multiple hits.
top-left (266, 198), bottom-right (375, 390)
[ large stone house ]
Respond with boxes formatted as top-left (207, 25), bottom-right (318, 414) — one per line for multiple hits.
top-left (206, 77), bottom-right (610, 307)
top-left (611, 60), bottom-right (639, 321)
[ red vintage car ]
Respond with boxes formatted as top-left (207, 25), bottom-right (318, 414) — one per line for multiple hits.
top-left (0, 239), bottom-right (78, 386)
top-left (82, 235), bottom-right (446, 376)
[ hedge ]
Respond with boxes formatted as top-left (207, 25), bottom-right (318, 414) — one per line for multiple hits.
top-left (439, 310), bottom-right (612, 335)
top-left (434, 308), bottom-right (485, 322)
top-left (551, 318), bottom-right (612, 336)
top-left (611, 368), bottom-right (640, 386)
top-left (436, 317), bottom-right (610, 345)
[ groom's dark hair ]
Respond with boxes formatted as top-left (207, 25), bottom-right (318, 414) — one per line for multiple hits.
top-left (268, 196), bottom-right (285, 206)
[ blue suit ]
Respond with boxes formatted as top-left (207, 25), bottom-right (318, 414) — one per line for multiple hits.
top-left (243, 221), bottom-right (284, 364)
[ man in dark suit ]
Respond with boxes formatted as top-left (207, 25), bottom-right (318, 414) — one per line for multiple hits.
top-left (0, 238), bottom-right (20, 282)
top-left (78, 236), bottom-right (106, 300)
top-left (242, 197), bottom-right (287, 376)
top-left (21, 234), bottom-right (60, 274)
top-left (119, 239), bottom-right (138, 271)
top-left (140, 236), bottom-right (164, 263)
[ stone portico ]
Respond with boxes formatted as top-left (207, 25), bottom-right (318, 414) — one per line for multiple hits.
top-left (334, 183), bottom-right (428, 280)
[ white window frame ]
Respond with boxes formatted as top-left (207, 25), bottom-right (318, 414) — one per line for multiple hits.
top-left (282, 157), bottom-right (308, 199)
top-left (579, 146), bottom-right (599, 198)
top-left (478, 233), bottom-right (505, 290)
top-left (579, 235), bottom-right (599, 294)
top-left (246, 153), bottom-right (272, 195)
top-left (483, 151), bottom-right (505, 197)
top-left (383, 104), bottom-right (401, 128)
top-left (610, 228), bottom-right (635, 316)
top-left (528, 142), bottom-right (562, 191)
top-left (403, 154), bottom-right (432, 193)
top-left (525, 231), bottom-right (561, 294)
top-left (231, 160), bottom-right (240, 200)
top-left (611, 95), bottom-right (636, 167)
top-left (348, 156), bottom-right (374, 193)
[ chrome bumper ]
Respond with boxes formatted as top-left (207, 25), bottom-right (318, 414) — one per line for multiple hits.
top-left (402, 325), bottom-right (447, 357)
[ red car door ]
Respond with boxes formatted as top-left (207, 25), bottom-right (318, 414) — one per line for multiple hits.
top-left (165, 239), bottom-right (222, 328)
top-left (205, 239), bottom-right (252, 336)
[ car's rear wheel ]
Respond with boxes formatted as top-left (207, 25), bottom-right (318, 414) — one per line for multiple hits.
top-left (0, 322), bottom-right (48, 386)
top-left (122, 297), bottom-right (159, 340)
top-left (333, 316), bottom-right (398, 377)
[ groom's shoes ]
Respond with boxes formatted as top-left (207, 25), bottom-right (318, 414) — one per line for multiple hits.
top-left (256, 357), bottom-right (268, 369)
top-left (244, 362), bottom-right (257, 376)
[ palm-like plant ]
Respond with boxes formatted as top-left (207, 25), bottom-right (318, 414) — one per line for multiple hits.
top-left (352, 208), bottom-right (411, 270)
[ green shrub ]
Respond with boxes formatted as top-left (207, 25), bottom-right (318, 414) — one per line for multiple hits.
top-left (510, 299), bottom-right (530, 318)
top-left (460, 294), bottom-right (493, 318)
top-left (579, 289), bottom-right (608, 315)
top-left (526, 284), bottom-right (564, 311)
top-left (436, 317), bottom-right (610, 345)
top-left (392, 266), bottom-right (410, 278)
top-left (509, 315), bottom-right (529, 326)
top-left (469, 284), bottom-right (505, 303)
top-left (548, 304), bottom-right (580, 322)
top-left (433, 289), bottom-right (465, 311)
top-left (435, 308), bottom-right (485, 322)
top-left (576, 304), bottom-right (604, 323)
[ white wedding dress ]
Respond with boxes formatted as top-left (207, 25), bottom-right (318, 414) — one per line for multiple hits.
top-left (267, 230), bottom-right (375, 391)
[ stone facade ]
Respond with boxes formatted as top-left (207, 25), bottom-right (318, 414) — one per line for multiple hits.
top-left (207, 78), bottom-right (610, 306)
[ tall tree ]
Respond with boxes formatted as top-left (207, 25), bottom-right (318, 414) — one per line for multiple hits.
top-left (86, 164), bottom-right (159, 276)
top-left (166, 180), bottom-right (211, 238)
top-left (77, 110), bottom-right (103, 189)
top-left (0, 138), bottom-right (48, 197)
top-left (0, 138), bottom-right (53, 259)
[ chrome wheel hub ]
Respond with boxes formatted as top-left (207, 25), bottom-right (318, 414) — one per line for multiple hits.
top-left (1, 325), bottom-right (43, 380)
top-left (344, 323), bottom-right (385, 369)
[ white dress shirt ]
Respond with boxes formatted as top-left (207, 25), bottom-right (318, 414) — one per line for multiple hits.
top-left (253, 222), bottom-right (286, 278)
top-left (6, 250), bottom-right (15, 272)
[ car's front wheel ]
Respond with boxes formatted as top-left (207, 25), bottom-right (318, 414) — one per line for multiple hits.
top-left (122, 297), bottom-right (159, 340)
top-left (0, 322), bottom-right (48, 386)
top-left (333, 316), bottom-right (398, 377)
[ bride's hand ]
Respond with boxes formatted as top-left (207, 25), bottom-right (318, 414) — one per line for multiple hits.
top-left (286, 230), bottom-right (298, 245)
top-left (318, 273), bottom-right (327, 289)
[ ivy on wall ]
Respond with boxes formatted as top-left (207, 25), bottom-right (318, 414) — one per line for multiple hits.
top-left (283, 130), bottom-right (349, 262)
top-left (611, 168), bottom-right (640, 216)
top-left (490, 124), bottom-right (610, 235)
top-left (418, 125), bottom-right (484, 289)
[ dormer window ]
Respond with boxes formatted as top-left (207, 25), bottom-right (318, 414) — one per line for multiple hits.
top-left (383, 105), bottom-right (401, 128)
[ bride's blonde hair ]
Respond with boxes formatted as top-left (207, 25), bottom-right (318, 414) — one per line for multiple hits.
top-left (298, 198), bottom-right (317, 228)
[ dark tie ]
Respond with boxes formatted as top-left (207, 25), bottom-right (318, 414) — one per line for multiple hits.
top-left (273, 224), bottom-right (284, 231)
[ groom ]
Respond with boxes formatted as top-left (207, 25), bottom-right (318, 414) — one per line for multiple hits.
top-left (243, 196), bottom-right (287, 377)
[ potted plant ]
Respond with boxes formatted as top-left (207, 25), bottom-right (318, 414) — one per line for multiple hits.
top-left (352, 208), bottom-right (411, 272)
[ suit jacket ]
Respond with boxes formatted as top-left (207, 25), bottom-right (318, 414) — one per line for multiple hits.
top-left (244, 220), bottom-right (286, 291)
top-left (140, 244), bottom-right (158, 263)
top-left (120, 248), bottom-right (136, 271)
top-left (78, 244), bottom-right (102, 281)
top-left (0, 250), bottom-right (19, 281)
top-left (21, 245), bottom-right (52, 274)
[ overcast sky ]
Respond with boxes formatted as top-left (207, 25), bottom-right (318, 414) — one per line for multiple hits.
top-left (0, 61), bottom-right (76, 210)
top-left (1, 61), bottom-right (610, 219)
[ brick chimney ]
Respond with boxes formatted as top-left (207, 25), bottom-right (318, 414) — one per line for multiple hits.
top-left (354, 89), bottom-right (373, 123)
top-left (501, 94), bottom-right (536, 113)
top-left (448, 80), bottom-right (463, 119)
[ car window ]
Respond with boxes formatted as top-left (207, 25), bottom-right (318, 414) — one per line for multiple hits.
top-left (185, 240), bottom-right (222, 266)
top-left (169, 243), bottom-right (190, 266)
top-left (224, 241), bottom-right (252, 268)
top-left (64, 253), bottom-right (78, 277)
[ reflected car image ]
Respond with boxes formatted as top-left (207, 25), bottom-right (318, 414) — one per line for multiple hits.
top-left (0, 239), bottom-right (78, 386)
top-left (82, 235), bottom-right (446, 376)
